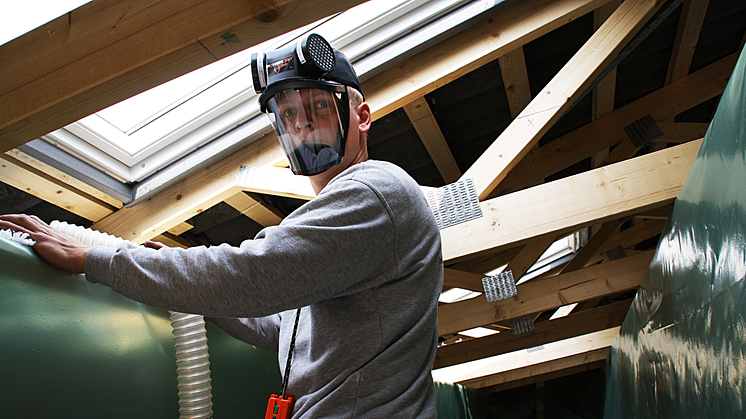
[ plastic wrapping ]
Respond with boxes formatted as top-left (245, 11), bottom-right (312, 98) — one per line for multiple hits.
top-left (0, 235), bottom-right (281, 418)
top-left (603, 44), bottom-right (746, 418)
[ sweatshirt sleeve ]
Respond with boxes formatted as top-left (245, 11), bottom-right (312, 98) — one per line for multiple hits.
top-left (84, 173), bottom-right (399, 318)
top-left (205, 314), bottom-right (282, 351)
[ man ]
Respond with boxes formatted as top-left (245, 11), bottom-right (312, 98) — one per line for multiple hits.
top-left (0, 34), bottom-right (442, 418)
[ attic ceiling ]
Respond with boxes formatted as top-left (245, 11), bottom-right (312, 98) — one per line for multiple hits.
top-left (2, 0), bottom-right (745, 398)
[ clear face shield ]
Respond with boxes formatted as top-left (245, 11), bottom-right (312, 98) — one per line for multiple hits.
top-left (265, 86), bottom-right (349, 176)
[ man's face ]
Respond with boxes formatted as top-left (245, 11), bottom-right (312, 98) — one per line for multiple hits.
top-left (274, 88), bottom-right (342, 149)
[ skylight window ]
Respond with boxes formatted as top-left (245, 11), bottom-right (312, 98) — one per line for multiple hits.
top-left (18, 0), bottom-right (496, 189)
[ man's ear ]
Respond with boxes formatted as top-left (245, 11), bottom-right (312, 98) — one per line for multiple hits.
top-left (357, 102), bottom-right (372, 133)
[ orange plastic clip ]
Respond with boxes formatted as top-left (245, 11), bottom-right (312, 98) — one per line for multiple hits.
top-left (265, 394), bottom-right (294, 419)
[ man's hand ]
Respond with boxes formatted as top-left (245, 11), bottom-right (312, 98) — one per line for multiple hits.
top-left (0, 214), bottom-right (90, 274)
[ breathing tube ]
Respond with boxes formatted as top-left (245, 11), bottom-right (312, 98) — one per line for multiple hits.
top-left (50, 221), bottom-right (214, 419)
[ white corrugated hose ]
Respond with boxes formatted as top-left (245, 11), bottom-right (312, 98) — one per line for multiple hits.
top-left (50, 221), bottom-right (214, 419)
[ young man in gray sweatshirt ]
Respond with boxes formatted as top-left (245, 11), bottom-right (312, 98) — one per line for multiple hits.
top-left (0, 34), bottom-right (443, 418)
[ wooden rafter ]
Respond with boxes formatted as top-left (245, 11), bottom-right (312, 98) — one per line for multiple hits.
top-left (437, 251), bottom-right (652, 336)
top-left (461, 0), bottom-right (666, 200)
top-left (434, 299), bottom-right (631, 369)
top-left (448, 246), bottom-right (523, 275)
top-left (592, 0), bottom-right (623, 121)
top-left (498, 47), bottom-right (532, 119)
top-left (458, 333), bottom-right (615, 389)
top-left (167, 221), bottom-right (194, 236)
top-left (365, 0), bottom-right (613, 120)
top-left (503, 235), bottom-right (559, 282)
top-left (442, 139), bottom-right (701, 264)
top-left (585, 218), bottom-right (667, 266)
top-left (403, 97), bottom-right (462, 183)
top-left (0, 153), bottom-right (117, 222)
top-left (666, 0), bottom-right (710, 85)
top-left (443, 268), bottom-right (485, 293)
top-left (0, 0), bottom-right (367, 153)
top-left (656, 122), bottom-right (709, 143)
top-left (560, 220), bottom-right (621, 274)
top-left (490, 53), bottom-right (736, 198)
top-left (236, 166), bottom-right (316, 200)
top-left (3, 148), bottom-right (123, 210)
top-left (91, 134), bottom-right (285, 242)
top-left (223, 192), bottom-right (284, 227)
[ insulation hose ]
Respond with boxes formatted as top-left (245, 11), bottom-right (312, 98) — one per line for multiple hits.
top-left (50, 221), bottom-right (214, 419)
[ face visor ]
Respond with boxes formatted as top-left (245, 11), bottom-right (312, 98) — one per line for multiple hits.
top-left (265, 84), bottom-right (350, 176)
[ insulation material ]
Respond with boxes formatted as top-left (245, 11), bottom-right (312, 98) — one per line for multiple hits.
top-left (604, 44), bottom-right (746, 418)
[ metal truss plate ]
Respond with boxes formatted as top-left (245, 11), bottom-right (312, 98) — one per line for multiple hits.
top-left (510, 315), bottom-right (535, 335)
top-left (426, 178), bottom-right (482, 230)
top-left (482, 270), bottom-right (517, 303)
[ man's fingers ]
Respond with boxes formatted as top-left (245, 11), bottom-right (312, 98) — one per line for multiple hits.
top-left (0, 214), bottom-right (48, 232)
top-left (0, 218), bottom-right (32, 236)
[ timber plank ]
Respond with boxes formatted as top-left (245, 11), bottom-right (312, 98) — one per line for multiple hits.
top-left (461, 0), bottom-right (666, 199)
top-left (91, 133), bottom-right (284, 242)
top-left (0, 0), bottom-right (366, 152)
top-left (224, 191), bottom-right (284, 227)
top-left (498, 47), bottom-right (532, 119)
top-left (491, 54), bottom-right (736, 198)
top-left (0, 154), bottom-right (116, 222)
top-left (365, 0), bottom-right (613, 120)
top-left (459, 346), bottom-right (612, 389)
top-left (434, 299), bottom-right (631, 369)
top-left (437, 251), bottom-right (652, 337)
top-left (442, 140), bottom-right (701, 264)
top-left (403, 97), bottom-right (462, 183)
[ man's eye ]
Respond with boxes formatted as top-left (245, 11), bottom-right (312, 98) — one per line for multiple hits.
top-left (283, 109), bottom-right (296, 118)
top-left (316, 101), bottom-right (329, 109)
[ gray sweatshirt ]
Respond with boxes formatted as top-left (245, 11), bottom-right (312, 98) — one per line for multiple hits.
top-left (85, 160), bottom-right (443, 418)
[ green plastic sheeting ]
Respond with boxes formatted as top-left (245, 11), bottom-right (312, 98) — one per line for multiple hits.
top-left (435, 381), bottom-right (490, 418)
top-left (0, 235), bottom-right (281, 418)
top-left (603, 44), bottom-right (746, 418)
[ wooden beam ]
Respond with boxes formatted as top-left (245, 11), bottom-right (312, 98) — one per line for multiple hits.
top-left (443, 139), bottom-right (701, 264)
top-left (447, 246), bottom-right (523, 275)
top-left (636, 204), bottom-right (673, 220)
top-left (437, 251), bottom-right (652, 337)
top-left (560, 220), bottom-right (621, 273)
top-left (443, 268), bottom-right (485, 293)
top-left (482, 359), bottom-right (606, 393)
top-left (403, 97), bottom-right (462, 183)
top-left (3, 148), bottom-right (123, 210)
top-left (459, 344), bottom-right (613, 389)
top-left (461, 0), bottom-right (665, 200)
top-left (152, 232), bottom-right (192, 249)
top-left (236, 166), bottom-right (316, 200)
top-left (585, 218), bottom-right (667, 266)
top-left (167, 221), bottom-right (194, 236)
top-left (434, 299), bottom-right (631, 369)
top-left (439, 327), bottom-right (619, 387)
top-left (489, 53), bottom-right (735, 198)
top-left (224, 191), bottom-right (284, 227)
top-left (498, 47), bottom-right (532, 119)
top-left (0, 0), bottom-right (367, 153)
top-left (666, 0), bottom-right (710, 85)
top-left (592, 0), bottom-right (623, 120)
top-left (0, 153), bottom-right (117, 222)
top-left (365, 0), bottom-right (613, 120)
top-left (656, 122), bottom-right (709, 143)
top-left (90, 133), bottom-right (285, 243)
top-left (503, 235), bottom-right (559, 282)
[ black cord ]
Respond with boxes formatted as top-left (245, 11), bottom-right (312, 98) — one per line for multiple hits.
top-left (280, 307), bottom-right (302, 398)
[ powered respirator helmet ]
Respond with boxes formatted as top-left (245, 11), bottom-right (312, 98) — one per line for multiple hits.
top-left (251, 34), bottom-right (364, 176)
